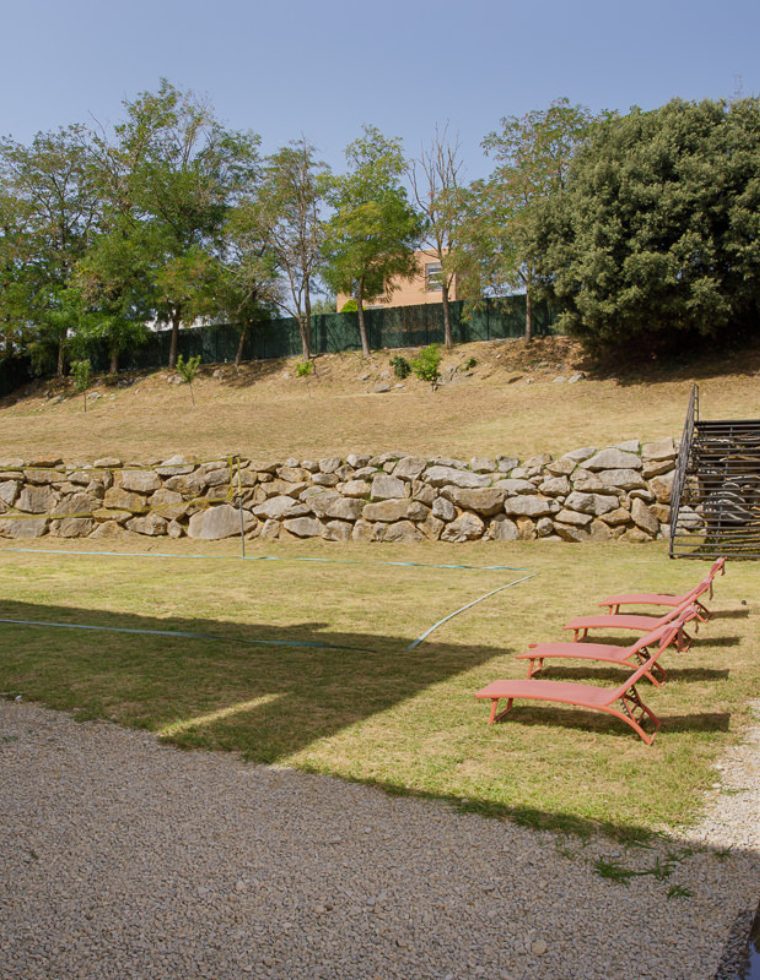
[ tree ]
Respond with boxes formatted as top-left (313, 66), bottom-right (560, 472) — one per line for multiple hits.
top-left (322, 126), bottom-right (421, 357)
top-left (476, 99), bottom-right (592, 341)
top-left (112, 80), bottom-right (260, 367)
top-left (256, 138), bottom-right (329, 359)
top-left (408, 124), bottom-right (469, 349)
top-left (0, 183), bottom-right (34, 358)
top-left (216, 201), bottom-right (280, 367)
top-left (544, 97), bottom-right (760, 352)
top-left (0, 125), bottom-right (100, 374)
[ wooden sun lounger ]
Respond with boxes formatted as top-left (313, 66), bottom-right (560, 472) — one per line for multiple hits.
top-left (475, 644), bottom-right (668, 744)
top-left (564, 599), bottom-right (706, 648)
top-left (598, 557), bottom-right (726, 615)
top-left (515, 620), bottom-right (685, 685)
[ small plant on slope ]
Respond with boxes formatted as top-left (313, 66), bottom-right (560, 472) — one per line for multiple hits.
top-left (410, 344), bottom-right (442, 386)
top-left (176, 354), bottom-right (202, 405)
top-left (71, 359), bottom-right (92, 413)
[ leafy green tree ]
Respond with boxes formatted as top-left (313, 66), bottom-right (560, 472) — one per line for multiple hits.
top-left (71, 357), bottom-right (91, 411)
top-left (216, 201), bottom-right (280, 367)
top-left (112, 80), bottom-right (260, 367)
top-left (0, 125), bottom-right (100, 374)
top-left (543, 97), bottom-right (760, 351)
top-left (175, 353), bottom-right (201, 404)
top-left (255, 139), bottom-right (329, 359)
top-left (322, 126), bottom-right (421, 357)
top-left (473, 99), bottom-right (592, 341)
top-left (409, 124), bottom-right (469, 349)
top-left (0, 183), bottom-right (34, 358)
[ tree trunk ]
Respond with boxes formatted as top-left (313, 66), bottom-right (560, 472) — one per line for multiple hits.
top-left (57, 335), bottom-right (66, 378)
top-left (356, 280), bottom-right (370, 358)
top-left (297, 314), bottom-right (311, 361)
top-left (235, 324), bottom-right (248, 368)
top-left (441, 281), bottom-right (453, 350)
top-left (302, 276), bottom-right (313, 359)
top-left (109, 347), bottom-right (119, 375)
top-left (525, 286), bottom-right (533, 343)
top-left (168, 307), bottom-right (181, 369)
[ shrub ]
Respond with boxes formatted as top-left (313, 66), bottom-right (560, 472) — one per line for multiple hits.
top-left (390, 355), bottom-right (411, 379)
top-left (71, 358), bottom-right (92, 393)
top-left (410, 344), bottom-right (442, 385)
top-left (463, 356), bottom-right (477, 370)
top-left (176, 354), bottom-right (202, 405)
top-left (340, 298), bottom-right (358, 313)
top-left (295, 360), bottom-right (313, 378)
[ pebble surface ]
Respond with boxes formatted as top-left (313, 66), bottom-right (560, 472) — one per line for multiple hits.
top-left (1, 699), bottom-right (758, 979)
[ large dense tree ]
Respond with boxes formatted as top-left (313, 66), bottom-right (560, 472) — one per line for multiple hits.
top-left (255, 139), bottom-right (328, 359)
top-left (323, 126), bottom-right (421, 356)
top-left (544, 97), bottom-right (760, 351)
top-left (111, 80), bottom-right (261, 367)
top-left (408, 124), bottom-right (469, 349)
top-left (472, 99), bottom-right (592, 341)
top-left (0, 125), bottom-right (100, 374)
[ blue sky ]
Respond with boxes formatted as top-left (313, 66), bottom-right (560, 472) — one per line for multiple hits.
top-left (2, 0), bottom-right (758, 179)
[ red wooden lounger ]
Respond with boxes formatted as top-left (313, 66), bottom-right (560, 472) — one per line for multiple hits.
top-left (516, 619), bottom-right (688, 685)
top-left (475, 645), bottom-right (667, 744)
top-left (598, 557), bottom-right (726, 615)
top-left (564, 599), bottom-right (706, 648)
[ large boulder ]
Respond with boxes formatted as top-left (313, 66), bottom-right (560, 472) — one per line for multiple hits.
top-left (441, 512), bottom-right (485, 542)
top-left (0, 480), bottom-right (19, 506)
top-left (554, 509), bottom-right (593, 527)
top-left (564, 491), bottom-right (619, 517)
top-left (383, 520), bottom-right (423, 542)
top-left (54, 517), bottom-right (95, 538)
top-left (103, 487), bottom-right (149, 513)
top-left (642, 437), bottom-right (676, 462)
top-left (581, 448), bottom-right (642, 471)
top-left (650, 472), bottom-right (675, 504)
top-left (504, 496), bottom-right (558, 518)
top-left (0, 516), bottom-right (48, 538)
top-left (539, 476), bottom-right (571, 497)
top-left (440, 487), bottom-right (506, 516)
top-left (189, 504), bottom-right (246, 539)
top-left (432, 497), bottom-right (456, 521)
top-left (493, 478), bottom-right (536, 495)
top-left (321, 520), bottom-right (352, 542)
top-left (362, 499), bottom-right (430, 522)
top-left (16, 485), bottom-right (58, 514)
top-left (631, 498), bottom-right (659, 536)
top-left (283, 516), bottom-right (323, 538)
top-left (325, 497), bottom-right (366, 521)
top-left (126, 513), bottom-right (168, 536)
top-left (422, 466), bottom-right (490, 489)
top-left (370, 474), bottom-right (408, 500)
top-left (393, 456), bottom-right (428, 481)
top-left (489, 515), bottom-right (519, 541)
top-left (340, 480), bottom-right (371, 498)
top-left (24, 467), bottom-right (64, 485)
top-left (116, 469), bottom-right (161, 494)
top-left (595, 469), bottom-right (647, 491)
top-left (253, 495), bottom-right (308, 520)
top-left (55, 492), bottom-right (99, 518)
top-left (299, 487), bottom-right (341, 517)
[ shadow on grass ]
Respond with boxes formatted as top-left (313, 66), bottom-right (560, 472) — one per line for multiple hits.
top-left (709, 608), bottom-right (751, 620)
top-left (0, 596), bottom-right (742, 843)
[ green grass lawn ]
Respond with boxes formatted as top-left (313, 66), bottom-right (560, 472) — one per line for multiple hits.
top-left (0, 537), bottom-right (756, 840)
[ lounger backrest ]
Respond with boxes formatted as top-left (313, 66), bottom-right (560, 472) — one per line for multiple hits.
top-left (609, 613), bottom-right (694, 703)
top-left (709, 557), bottom-right (727, 580)
top-left (656, 599), bottom-right (701, 628)
top-left (626, 623), bottom-right (678, 659)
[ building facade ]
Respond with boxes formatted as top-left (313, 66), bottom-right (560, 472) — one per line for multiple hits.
top-left (336, 249), bottom-right (456, 311)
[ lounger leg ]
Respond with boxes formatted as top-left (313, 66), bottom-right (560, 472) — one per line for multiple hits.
top-left (527, 658), bottom-right (543, 678)
top-left (489, 698), bottom-right (514, 724)
top-left (633, 651), bottom-right (667, 687)
top-left (609, 686), bottom-right (661, 744)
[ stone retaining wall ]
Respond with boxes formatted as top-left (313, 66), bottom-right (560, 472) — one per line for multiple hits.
top-left (0, 440), bottom-right (678, 543)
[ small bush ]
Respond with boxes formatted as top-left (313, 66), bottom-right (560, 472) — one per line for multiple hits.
top-left (295, 360), bottom-right (313, 378)
top-left (71, 358), bottom-right (92, 393)
top-left (390, 355), bottom-right (411, 379)
top-left (463, 356), bottom-right (477, 370)
top-left (410, 344), bottom-right (442, 384)
top-left (340, 298), bottom-right (358, 313)
top-left (176, 354), bottom-right (202, 405)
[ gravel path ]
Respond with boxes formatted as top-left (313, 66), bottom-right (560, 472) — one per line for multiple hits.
top-left (1, 699), bottom-right (758, 979)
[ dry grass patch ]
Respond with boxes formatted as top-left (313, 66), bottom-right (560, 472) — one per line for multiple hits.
top-left (3, 337), bottom-right (759, 461)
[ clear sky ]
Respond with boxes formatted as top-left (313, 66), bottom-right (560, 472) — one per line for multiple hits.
top-left (2, 0), bottom-right (758, 180)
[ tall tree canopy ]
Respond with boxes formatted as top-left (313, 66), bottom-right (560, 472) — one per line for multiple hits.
top-left (323, 126), bottom-right (421, 357)
top-left (544, 97), bottom-right (760, 351)
top-left (471, 99), bottom-right (592, 340)
top-left (111, 79), bottom-right (261, 367)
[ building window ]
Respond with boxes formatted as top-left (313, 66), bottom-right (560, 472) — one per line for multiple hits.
top-left (425, 262), bottom-right (443, 292)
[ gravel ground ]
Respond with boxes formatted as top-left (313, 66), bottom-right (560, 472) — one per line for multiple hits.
top-left (1, 699), bottom-right (758, 980)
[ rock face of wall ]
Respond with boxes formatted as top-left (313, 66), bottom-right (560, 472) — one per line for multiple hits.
top-left (0, 440), bottom-right (677, 543)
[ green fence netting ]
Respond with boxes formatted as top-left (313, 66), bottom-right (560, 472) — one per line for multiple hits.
top-left (2, 296), bottom-right (557, 387)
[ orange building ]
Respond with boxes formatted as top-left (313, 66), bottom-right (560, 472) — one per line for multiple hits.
top-left (336, 249), bottom-right (456, 310)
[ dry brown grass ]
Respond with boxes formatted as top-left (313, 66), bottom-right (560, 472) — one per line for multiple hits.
top-left (5, 337), bottom-right (760, 463)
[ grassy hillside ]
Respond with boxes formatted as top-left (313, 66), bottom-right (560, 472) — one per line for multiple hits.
top-left (3, 336), bottom-right (760, 462)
